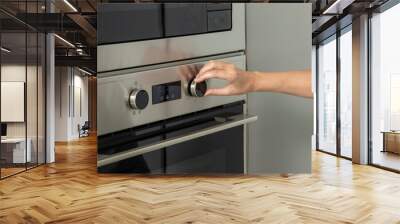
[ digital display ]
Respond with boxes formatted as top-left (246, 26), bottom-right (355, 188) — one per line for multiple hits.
top-left (152, 81), bottom-right (182, 104)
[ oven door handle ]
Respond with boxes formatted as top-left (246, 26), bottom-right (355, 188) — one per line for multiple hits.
top-left (97, 114), bottom-right (258, 167)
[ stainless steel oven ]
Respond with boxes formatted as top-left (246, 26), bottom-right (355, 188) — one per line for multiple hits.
top-left (97, 3), bottom-right (245, 72)
top-left (98, 55), bottom-right (248, 135)
top-left (97, 3), bottom-right (256, 174)
top-left (97, 54), bottom-right (257, 173)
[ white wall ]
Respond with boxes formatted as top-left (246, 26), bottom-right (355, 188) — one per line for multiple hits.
top-left (71, 73), bottom-right (89, 138)
top-left (55, 67), bottom-right (69, 141)
top-left (55, 67), bottom-right (89, 141)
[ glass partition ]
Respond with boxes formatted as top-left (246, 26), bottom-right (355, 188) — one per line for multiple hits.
top-left (339, 28), bottom-right (352, 158)
top-left (0, 2), bottom-right (46, 179)
top-left (27, 30), bottom-right (38, 169)
top-left (317, 36), bottom-right (337, 154)
top-left (370, 3), bottom-right (400, 171)
top-left (1, 30), bottom-right (28, 177)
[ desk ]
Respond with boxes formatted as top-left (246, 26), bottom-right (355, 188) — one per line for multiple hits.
top-left (1, 138), bottom-right (31, 164)
top-left (382, 131), bottom-right (400, 154)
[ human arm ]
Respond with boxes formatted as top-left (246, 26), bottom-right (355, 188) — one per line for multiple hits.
top-left (194, 61), bottom-right (312, 98)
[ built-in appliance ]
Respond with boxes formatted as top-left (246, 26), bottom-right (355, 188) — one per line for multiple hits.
top-left (97, 3), bottom-right (256, 174)
top-left (97, 3), bottom-right (313, 174)
top-left (97, 54), bottom-right (257, 173)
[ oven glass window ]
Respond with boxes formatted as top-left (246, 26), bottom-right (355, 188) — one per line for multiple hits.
top-left (165, 124), bottom-right (243, 174)
top-left (97, 102), bottom-right (244, 174)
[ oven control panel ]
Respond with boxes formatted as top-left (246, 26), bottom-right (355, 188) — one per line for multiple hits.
top-left (97, 54), bottom-right (246, 135)
top-left (152, 81), bottom-right (182, 104)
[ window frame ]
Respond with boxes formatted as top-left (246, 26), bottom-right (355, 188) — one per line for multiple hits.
top-left (315, 24), bottom-right (353, 161)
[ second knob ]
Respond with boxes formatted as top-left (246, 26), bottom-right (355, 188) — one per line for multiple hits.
top-left (189, 79), bottom-right (207, 97)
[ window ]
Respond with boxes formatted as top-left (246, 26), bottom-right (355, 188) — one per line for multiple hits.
top-left (317, 36), bottom-right (337, 154)
top-left (316, 25), bottom-right (353, 159)
top-left (390, 74), bottom-right (400, 130)
top-left (370, 2), bottom-right (400, 171)
top-left (339, 28), bottom-right (352, 158)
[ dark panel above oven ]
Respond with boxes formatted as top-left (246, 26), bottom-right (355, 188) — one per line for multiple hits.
top-left (208, 10), bottom-right (232, 32)
top-left (97, 3), bottom-right (232, 45)
top-left (97, 4), bottom-right (163, 45)
top-left (164, 3), bottom-right (208, 37)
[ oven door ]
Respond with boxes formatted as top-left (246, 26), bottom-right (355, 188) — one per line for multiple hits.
top-left (98, 102), bottom-right (257, 174)
top-left (164, 122), bottom-right (244, 174)
top-left (97, 3), bottom-right (245, 72)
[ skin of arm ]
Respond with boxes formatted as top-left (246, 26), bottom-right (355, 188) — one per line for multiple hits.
top-left (194, 60), bottom-right (313, 98)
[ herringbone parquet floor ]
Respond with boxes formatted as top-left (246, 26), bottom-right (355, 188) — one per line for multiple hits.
top-left (1, 135), bottom-right (400, 224)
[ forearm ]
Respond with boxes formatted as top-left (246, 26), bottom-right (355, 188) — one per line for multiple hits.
top-left (250, 70), bottom-right (313, 98)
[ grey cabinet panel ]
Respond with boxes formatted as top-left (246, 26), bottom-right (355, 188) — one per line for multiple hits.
top-left (245, 4), bottom-right (313, 173)
top-left (97, 4), bottom-right (163, 44)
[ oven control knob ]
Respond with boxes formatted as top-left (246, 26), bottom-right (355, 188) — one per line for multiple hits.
top-left (129, 89), bottom-right (149, 110)
top-left (189, 79), bottom-right (207, 97)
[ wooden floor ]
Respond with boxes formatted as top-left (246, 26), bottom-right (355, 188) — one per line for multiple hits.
top-left (373, 150), bottom-right (400, 171)
top-left (1, 167), bottom-right (26, 178)
top-left (1, 135), bottom-right (400, 224)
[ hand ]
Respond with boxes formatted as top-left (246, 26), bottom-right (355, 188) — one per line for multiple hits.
top-left (194, 61), bottom-right (256, 96)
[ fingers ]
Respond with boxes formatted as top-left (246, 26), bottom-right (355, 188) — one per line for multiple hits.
top-left (194, 69), bottom-right (230, 83)
top-left (205, 87), bottom-right (231, 96)
top-left (197, 60), bottom-right (228, 76)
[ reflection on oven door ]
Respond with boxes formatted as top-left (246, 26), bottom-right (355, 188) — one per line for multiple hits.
top-left (98, 136), bottom-right (164, 174)
top-left (165, 123), bottom-right (244, 174)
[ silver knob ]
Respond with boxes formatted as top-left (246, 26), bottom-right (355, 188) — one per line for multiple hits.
top-left (129, 89), bottom-right (149, 110)
top-left (189, 79), bottom-right (207, 97)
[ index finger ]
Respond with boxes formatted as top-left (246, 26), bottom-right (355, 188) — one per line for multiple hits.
top-left (194, 69), bottom-right (230, 83)
top-left (197, 60), bottom-right (228, 76)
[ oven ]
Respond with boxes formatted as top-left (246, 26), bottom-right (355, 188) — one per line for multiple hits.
top-left (97, 3), bottom-right (245, 72)
top-left (97, 54), bottom-right (257, 174)
top-left (97, 3), bottom-right (256, 174)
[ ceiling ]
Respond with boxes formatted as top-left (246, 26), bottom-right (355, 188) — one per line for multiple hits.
top-left (310, 0), bottom-right (390, 44)
top-left (0, 0), bottom-right (97, 73)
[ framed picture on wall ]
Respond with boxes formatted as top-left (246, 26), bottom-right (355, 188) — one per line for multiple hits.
top-left (1, 81), bottom-right (25, 122)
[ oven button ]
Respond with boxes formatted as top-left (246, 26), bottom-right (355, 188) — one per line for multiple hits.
top-left (189, 79), bottom-right (207, 97)
top-left (129, 89), bottom-right (149, 110)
